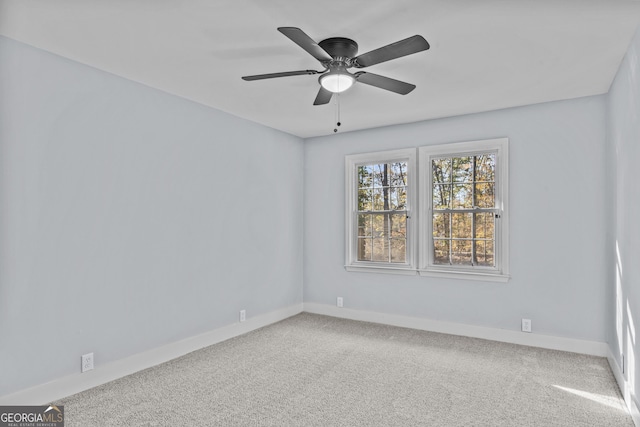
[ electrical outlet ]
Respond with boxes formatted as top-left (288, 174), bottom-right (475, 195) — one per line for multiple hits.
top-left (521, 318), bottom-right (532, 333)
top-left (239, 309), bottom-right (246, 322)
top-left (337, 297), bottom-right (343, 308)
top-left (81, 353), bottom-right (94, 373)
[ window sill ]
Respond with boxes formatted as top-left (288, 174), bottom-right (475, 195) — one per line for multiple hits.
top-left (345, 265), bottom-right (418, 276)
top-left (419, 268), bottom-right (510, 283)
top-left (344, 264), bottom-right (510, 282)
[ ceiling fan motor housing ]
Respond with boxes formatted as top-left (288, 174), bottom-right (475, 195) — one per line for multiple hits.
top-left (318, 37), bottom-right (358, 62)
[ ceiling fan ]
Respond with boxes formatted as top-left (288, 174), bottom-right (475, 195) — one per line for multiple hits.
top-left (242, 27), bottom-right (430, 105)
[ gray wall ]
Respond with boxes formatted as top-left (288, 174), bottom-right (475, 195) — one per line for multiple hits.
top-left (304, 96), bottom-right (608, 342)
top-left (0, 36), bottom-right (304, 396)
top-left (607, 25), bottom-right (640, 404)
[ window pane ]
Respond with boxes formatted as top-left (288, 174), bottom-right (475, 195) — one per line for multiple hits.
top-left (357, 237), bottom-right (372, 261)
top-left (432, 158), bottom-right (451, 183)
top-left (433, 184), bottom-right (451, 209)
top-left (372, 164), bottom-right (386, 187)
top-left (390, 214), bottom-right (406, 238)
top-left (453, 156), bottom-right (473, 183)
top-left (372, 188), bottom-right (385, 210)
top-left (390, 239), bottom-right (406, 263)
top-left (474, 183), bottom-right (495, 208)
top-left (358, 165), bottom-right (373, 188)
top-left (475, 154), bottom-right (495, 182)
top-left (390, 187), bottom-right (407, 210)
top-left (372, 239), bottom-right (388, 262)
top-left (433, 239), bottom-right (450, 264)
top-left (358, 188), bottom-right (372, 211)
top-left (359, 162), bottom-right (408, 213)
top-left (474, 213), bottom-right (494, 240)
top-left (371, 214), bottom-right (386, 238)
top-left (357, 214), bottom-right (372, 237)
top-left (390, 162), bottom-right (408, 186)
top-left (452, 213), bottom-right (472, 238)
top-left (452, 240), bottom-right (472, 265)
top-left (361, 213), bottom-right (408, 263)
top-left (432, 213), bottom-right (450, 238)
top-left (453, 184), bottom-right (473, 209)
top-left (474, 241), bottom-right (494, 266)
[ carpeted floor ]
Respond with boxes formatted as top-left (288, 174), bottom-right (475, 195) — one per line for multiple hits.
top-left (56, 313), bottom-right (633, 426)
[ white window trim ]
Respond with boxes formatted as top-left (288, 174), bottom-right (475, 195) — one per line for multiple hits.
top-left (418, 138), bottom-right (510, 282)
top-left (344, 148), bottom-right (417, 274)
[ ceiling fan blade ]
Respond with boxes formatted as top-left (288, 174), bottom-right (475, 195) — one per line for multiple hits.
top-left (278, 27), bottom-right (333, 62)
top-left (354, 35), bottom-right (429, 68)
top-left (355, 72), bottom-right (416, 95)
top-left (313, 87), bottom-right (333, 105)
top-left (242, 70), bottom-right (321, 81)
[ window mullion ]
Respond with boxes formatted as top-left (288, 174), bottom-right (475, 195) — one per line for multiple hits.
top-left (471, 156), bottom-right (477, 266)
top-left (448, 166), bottom-right (453, 266)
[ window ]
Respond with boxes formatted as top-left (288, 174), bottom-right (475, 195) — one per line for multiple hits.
top-left (345, 149), bottom-right (416, 274)
top-left (419, 138), bottom-right (509, 281)
top-left (345, 139), bottom-right (508, 281)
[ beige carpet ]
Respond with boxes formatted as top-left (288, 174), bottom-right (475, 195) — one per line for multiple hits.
top-left (56, 313), bottom-right (632, 426)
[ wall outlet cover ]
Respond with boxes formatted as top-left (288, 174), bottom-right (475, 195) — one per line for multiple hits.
top-left (81, 353), bottom-right (94, 373)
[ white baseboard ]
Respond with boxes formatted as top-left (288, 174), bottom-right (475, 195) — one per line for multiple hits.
top-left (303, 303), bottom-right (609, 357)
top-left (0, 303), bottom-right (303, 406)
top-left (608, 348), bottom-right (640, 426)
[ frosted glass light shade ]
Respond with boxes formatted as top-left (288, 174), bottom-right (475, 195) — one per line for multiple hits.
top-left (320, 73), bottom-right (355, 93)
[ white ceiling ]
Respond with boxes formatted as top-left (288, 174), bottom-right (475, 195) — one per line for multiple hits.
top-left (1, 0), bottom-right (640, 138)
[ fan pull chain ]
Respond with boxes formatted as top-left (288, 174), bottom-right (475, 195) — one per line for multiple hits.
top-left (333, 93), bottom-right (341, 133)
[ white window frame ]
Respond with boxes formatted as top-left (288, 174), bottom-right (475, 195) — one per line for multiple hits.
top-left (345, 148), bottom-right (417, 275)
top-left (418, 138), bottom-right (510, 282)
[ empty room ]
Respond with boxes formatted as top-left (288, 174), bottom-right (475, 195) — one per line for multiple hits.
top-left (1, 1), bottom-right (640, 425)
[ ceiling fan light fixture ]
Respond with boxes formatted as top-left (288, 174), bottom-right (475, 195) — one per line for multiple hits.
top-left (320, 71), bottom-right (355, 93)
